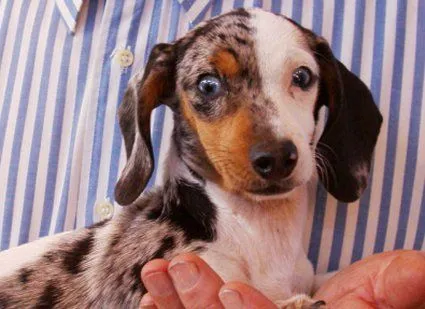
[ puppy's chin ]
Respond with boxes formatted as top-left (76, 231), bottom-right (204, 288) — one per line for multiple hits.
top-left (242, 183), bottom-right (297, 202)
top-left (243, 189), bottom-right (295, 202)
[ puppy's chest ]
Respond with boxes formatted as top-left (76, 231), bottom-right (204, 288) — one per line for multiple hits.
top-left (199, 211), bottom-right (311, 301)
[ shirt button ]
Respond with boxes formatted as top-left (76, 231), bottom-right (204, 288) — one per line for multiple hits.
top-left (95, 200), bottom-right (114, 220)
top-left (116, 49), bottom-right (134, 68)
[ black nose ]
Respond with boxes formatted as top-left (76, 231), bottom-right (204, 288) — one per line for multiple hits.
top-left (250, 140), bottom-right (298, 180)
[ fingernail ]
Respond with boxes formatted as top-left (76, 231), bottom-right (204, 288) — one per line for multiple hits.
top-left (140, 293), bottom-right (154, 308)
top-left (169, 261), bottom-right (200, 291)
top-left (143, 272), bottom-right (174, 297)
top-left (219, 289), bottom-right (243, 308)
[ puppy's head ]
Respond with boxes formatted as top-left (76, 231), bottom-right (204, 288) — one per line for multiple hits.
top-left (115, 8), bottom-right (382, 206)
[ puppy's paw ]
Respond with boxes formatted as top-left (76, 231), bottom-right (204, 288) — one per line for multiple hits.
top-left (275, 294), bottom-right (326, 309)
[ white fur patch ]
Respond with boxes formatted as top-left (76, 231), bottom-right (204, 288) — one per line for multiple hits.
top-left (201, 181), bottom-right (314, 302)
top-left (250, 9), bottom-right (319, 185)
top-left (0, 231), bottom-right (72, 277)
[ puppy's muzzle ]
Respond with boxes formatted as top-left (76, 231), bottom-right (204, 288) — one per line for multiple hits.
top-left (250, 140), bottom-right (298, 181)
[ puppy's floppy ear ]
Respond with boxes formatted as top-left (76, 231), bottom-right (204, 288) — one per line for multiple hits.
top-left (115, 43), bottom-right (176, 205)
top-left (313, 38), bottom-right (383, 203)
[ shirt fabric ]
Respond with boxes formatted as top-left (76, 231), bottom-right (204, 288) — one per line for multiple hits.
top-left (0, 0), bottom-right (424, 274)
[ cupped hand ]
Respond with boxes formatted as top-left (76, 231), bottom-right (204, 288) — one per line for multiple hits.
top-left (139, 253), bottom-right (277, 309)
top-left (140, 250), bottom-right (425, 309)
top-left (315, 250), bottom-right (425, 309)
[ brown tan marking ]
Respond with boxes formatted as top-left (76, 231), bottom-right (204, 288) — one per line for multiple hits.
top-left (209, 49), bottom-right (240, 77)
top-left (180, 91), bottom-right (259, 192)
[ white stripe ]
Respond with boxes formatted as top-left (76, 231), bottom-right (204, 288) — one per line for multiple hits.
top-left (67, 0), bottom-right (105, 232)
top-left (133, 0), bottom-right (155, 71)
top-left (61, 0), bottom-right (91, 232)
top-left (9, 1), bottom-right (55, 248)
top-left (384, 0), bottom-right (418, 251)
top-left (339, 0), bottom-right (355, 66)
top-left (0, 0), bottom-right (23, 245)
top-left (23, 20), bottom-right (64, 241)
top-left (333, 0), bottom-right (356, 268)
top-left (186, 0), bottom-right (210, 23)
top-left (404, 77), bottom-right (425, 249)
top-left (360, 0), bottom-right (376, 86)
top-left (281, 0), bottom-right (293, 17)
top-left (75, 0), bottom-right (116, 228)
top-left (338, 201), bottom-right (359, 268)
top-left (301, 0), bottom-right (313, 29)
top-left (55, 0), bottom-right (76, 31)
top-left (262, 0), bottom-right (272, 12)
top-left (26, 4), bottom-right (57, 242)
top-left (363, 0), bottom-right (398, 258)
top-left (48, 21), bottom-right (79, 235)
top-left (73, 0), bottom-right (82, 12)
top-left (321, 0), bottom-right (334, 42)
top-left (316, 196), bottom-right (337, 273)
top-left (0, 0), bottom-right (8, 22)
top-left (0, 0), bottom-right (39, 247)
top-left (221, 0), bottom-right (234, 14)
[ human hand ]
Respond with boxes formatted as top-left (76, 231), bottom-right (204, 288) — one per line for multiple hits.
top-left (140, 250), bottom-right (425, 309)
top-left (315, 250), bottom-right (425, 309)
top-left (139, 253), bottom-right (278, 309)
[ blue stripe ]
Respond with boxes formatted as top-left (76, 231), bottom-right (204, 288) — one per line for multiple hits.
top-left (253, 0), bottom-right (263, 8)
top-left (374, 0), bottom-right (407, 253)
top-left (84, 0), bottom-right (126, 225)
top-left (331, 0), bottom-right (344, 58)
top-left (233, 0), bottom-right (244, 9)
top-left (350, 0), bottom-right (365, 76)
top-left (327, 203), bottom-right (347, 271)
top-left (0, 0), bottom-right (14, 69)
top-left (191, 1), bottom-right (212, 25)
top-left (39, 15), bottom-right (75, 237)
top-left (0, 4), bottom-right (30, 165)
top-left (308, 184), bottom-right (328, 270)
top-left (312, 0), bottom-right (323, 35)
top-left (17, 10), bottom-right (61, 244)
top-left (1, 2), bottom-right (47, 250)
top-left (271, 0), bottom-right (281, 13)
top-left (53, 0), bottom-right (100, 234)
top-left (291, 0), bottom-right (302, 23)
top-left (413, 184), bottom-right (425, 250)
top-left (351, 0), bottom-right (386, 263)
top-left (182, 0), bottom-right (196, 11)
top-left (394, 2), bottom-right (425, 249)
top-left (143, 0), bottom-right (167, 189)
top-left (211, 0), bottom-right (223, 16)
top-left (64, 0), bottom-right (78, 19)
top-left (18, 4), bottom-right (59, 244)
top-left (107, 0), bottom-right (148, 199)
top-left (145, 0), bottom-right (181, 189)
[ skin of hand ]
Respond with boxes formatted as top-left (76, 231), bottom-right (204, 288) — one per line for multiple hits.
top-left (140, 250), bottom-right (425, 309)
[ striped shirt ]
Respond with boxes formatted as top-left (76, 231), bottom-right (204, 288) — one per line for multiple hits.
top-left (0, 0), bottom-right (423, 275)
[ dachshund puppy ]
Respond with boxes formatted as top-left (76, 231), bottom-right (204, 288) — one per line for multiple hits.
top-left (0, 8), bottom-right (382, 309)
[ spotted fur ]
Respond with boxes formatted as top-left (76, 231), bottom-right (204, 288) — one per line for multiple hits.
top-left (0, 8), bottom-right (382, 309)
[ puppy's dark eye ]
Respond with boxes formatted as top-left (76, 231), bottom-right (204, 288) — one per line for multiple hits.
top-left (292, 66), bottom-right (312, 89)
top-left (198, 75), bottom-right (222, 97)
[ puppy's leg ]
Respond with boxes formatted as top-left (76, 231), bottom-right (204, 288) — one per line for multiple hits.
top-left (275, 294), bottom-right (326, 309)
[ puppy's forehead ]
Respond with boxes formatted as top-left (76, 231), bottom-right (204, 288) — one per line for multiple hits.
top-left (176, 9), bottom-right (311, 87)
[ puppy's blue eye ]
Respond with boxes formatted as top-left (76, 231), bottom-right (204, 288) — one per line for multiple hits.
top-left (292, 66), bottom-right (312, 89)
top-left (198, 75), bottom-right (222, 97)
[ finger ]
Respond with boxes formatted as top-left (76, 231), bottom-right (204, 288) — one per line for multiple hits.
top-left (168, 253), bottom-right (225, 308)
top-left (140, 293), bottom-right (157, 309)
top-left (219, 282), bottom-right (278, 308)
top-left (141, 259), bottom-right (184, 309)
top-left (315, 250), bottom-right (425, 309)
top-left (377, 250), bottom-right (425, 309)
